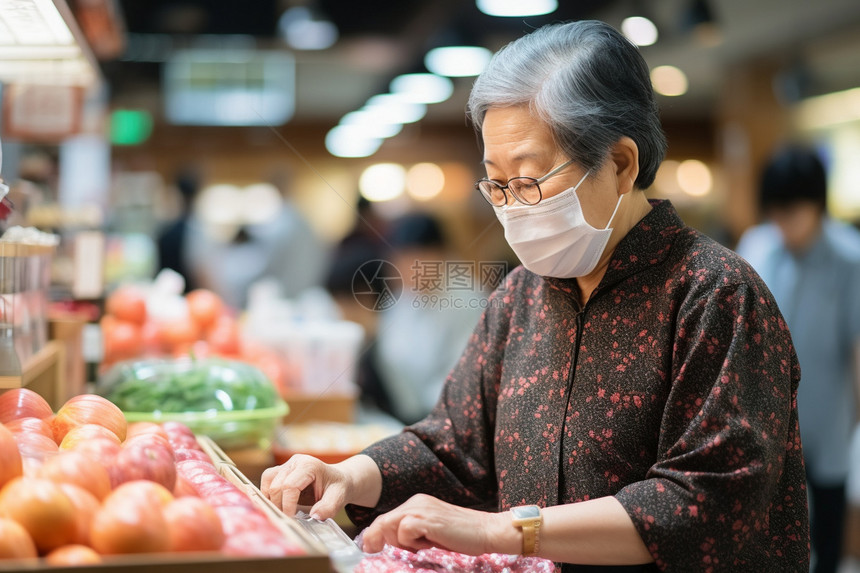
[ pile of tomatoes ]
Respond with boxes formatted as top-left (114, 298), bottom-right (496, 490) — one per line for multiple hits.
top-left (0, 388), bottom-right (306, 566)
top-left (100, 286), bottom-right (287, 393)
top-left (101, 287), bottom-right (238, 365)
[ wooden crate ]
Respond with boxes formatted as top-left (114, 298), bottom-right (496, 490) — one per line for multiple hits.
top-left (0, 437), bottom-right (336, 573)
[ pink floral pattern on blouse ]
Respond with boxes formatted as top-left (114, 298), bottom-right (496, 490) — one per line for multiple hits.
top-left (348, 200), bottom-right (810, 572)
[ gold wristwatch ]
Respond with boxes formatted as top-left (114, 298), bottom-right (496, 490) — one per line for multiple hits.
top-left (510, 505), bottom-right (542, 556)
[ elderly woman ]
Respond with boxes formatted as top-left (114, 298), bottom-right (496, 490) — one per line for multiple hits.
top-left (262, 20), bottom-right (809, 571)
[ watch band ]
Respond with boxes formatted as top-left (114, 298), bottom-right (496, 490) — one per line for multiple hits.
top-left (510, 505), bottom-right (542, 556)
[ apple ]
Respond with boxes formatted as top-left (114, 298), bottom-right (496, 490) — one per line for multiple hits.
top-left (110, 434), bottom-right (176, 490)
top-left (0, 388), bottom-right (53, 423)
top-left (52, 394), bottom-right (127, 444)
top-left (164, 496), bottom-right (225, 552)
top-left (0, 424), bottom-right (23, 488)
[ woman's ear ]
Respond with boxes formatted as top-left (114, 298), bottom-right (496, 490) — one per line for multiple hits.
top-left (611, 137), bottom-right (640, 195)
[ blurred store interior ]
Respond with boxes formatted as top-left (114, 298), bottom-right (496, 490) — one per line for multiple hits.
top-left (3, 0), bottom-right (860, 557)
top-left (2, 0), bottom-right (860, 279)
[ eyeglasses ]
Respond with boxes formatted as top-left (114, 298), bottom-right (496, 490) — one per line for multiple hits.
top-left (475, 159), bottom-right (574, 206)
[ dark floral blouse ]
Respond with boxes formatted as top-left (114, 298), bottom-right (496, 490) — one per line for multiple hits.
top-left (347, 200), bottom-right (810, 572)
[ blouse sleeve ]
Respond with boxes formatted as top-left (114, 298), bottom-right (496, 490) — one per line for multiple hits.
top-left (613, 274), bottom-right (806, 570)
top-left (345, 272), bottom-right (517, 527)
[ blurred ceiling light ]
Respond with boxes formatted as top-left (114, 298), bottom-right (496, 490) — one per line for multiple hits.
top-left (365, 94), bottom-right (427, 124)
top-left (360, 163), bottom-right (406, 202)
top-left (476, 0), bottom-right (557, 17)
top-left (621, 16), bottom-right (658, 46)
top-left (242, 183), bottom-right (283, 225)
top-left (0, 0), bottom-right (74, 44)
top-left (0, 0), bottom-right (100, 86)
top-left (339, 111), bottom-right (403, 139)
top-left (676, 159), bottom-right (712, 197)
top-left (279, 6), bottom-right (338, 50)
top-left (651, 65), bottom-right (688, 96)
top-left (326, 125), bottom-right (382, 158)
top-left (425, 46), bottom-right (492, 77)
top-left (795, 87), bottom-right (860, 130)
top-left (406, 163), bottom-right (446, 201)
top-left (390, 73), bottom-right (454, 104)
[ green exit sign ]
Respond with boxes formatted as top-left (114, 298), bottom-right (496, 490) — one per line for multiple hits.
top-left (110, 109), bottom-right (153, 145)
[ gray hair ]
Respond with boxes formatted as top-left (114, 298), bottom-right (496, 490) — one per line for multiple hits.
top-left (467, 20), bottom-right (667, 189)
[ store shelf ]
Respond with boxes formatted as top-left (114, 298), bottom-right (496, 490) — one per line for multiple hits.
top-left (0, 243), bottom-right (57, 257)
top-left (0, 340), bottom-right (66, 408)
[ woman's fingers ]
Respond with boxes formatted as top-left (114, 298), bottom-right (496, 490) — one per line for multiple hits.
top-left (309, 481), bottom-right (347, 521)
top-left (261, 455), bottom-right (325, 515)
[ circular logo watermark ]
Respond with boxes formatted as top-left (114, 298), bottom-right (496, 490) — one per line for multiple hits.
top-left (352, 259), bottom-right (403, 312)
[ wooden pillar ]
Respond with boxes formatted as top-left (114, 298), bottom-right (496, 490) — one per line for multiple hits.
top-left (716, 59), bottom-right (793, 244)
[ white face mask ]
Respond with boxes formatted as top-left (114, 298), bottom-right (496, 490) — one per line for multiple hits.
top-left (493, 171), bottom-right (623, 278)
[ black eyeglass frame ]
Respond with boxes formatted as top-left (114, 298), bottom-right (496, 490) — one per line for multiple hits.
top-left (475, 158), bottom-right (575, 206)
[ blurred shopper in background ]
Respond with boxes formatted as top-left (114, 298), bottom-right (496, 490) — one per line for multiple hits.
top-left (157, 166), bottom-right (200, 292)
top-left (374, 212), bottom-right (485, 425)
top-left (324, 240), bottom-right (393, 420)
top-left (186, 171), bottom-right (329, 309)
top-left (736, 144), bottom-right (860, 573)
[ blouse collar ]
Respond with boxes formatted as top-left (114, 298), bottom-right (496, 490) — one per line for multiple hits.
top-left (544, 199), bottom-right (685, 301)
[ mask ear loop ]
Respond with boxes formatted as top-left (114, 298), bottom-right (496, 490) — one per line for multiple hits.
top-left (604, 192), bottom-right (624, 230)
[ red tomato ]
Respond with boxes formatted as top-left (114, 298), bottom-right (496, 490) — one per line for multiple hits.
top-left (44, 544), bottom-right (102, 566)
top-left (0, 388), bottom-right (53, 423)
top-left (0, 517), bottom-right (37, 559)
top-left (52, 394), bottom-right (127, 444)
top-left (90, 481), bottom-right (170, 554)
top-left (110, 434), bottom-right (177, 491)
top-left (186, 289), bottom-right (224, 331)
top-left (158, 318), bottom-right (200, 351)
top-left (173, 339), bottom-right (211, 360)
top-left (4, 416), bottom-right (54, 439)
top-left (0, 477), bottom-right (78, 553)
top-left (140, 320), bottom-right (164, 355)
top-left (56, 483), bottom-right (100, 546)
top-left (36, 450), bottom-right (112, 500)
top-left (207, 316), bottom-right (241, 356)
top-left (164, 496), bottom-right (225, 552)
top-left (106, 286), bottom-right (147, 325)
top-left (103, 319), bottom-right (143, 362)
top-left (0, 424), bottom-right (23, 489)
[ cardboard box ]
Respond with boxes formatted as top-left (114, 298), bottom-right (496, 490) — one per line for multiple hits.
top-left (281, 392), bottom-right (356, 424)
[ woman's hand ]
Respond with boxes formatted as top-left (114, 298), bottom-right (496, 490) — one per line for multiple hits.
top-left (260, 453), bottom-right (382, 519)
top-left (360, 494), bottom-right (519, 556)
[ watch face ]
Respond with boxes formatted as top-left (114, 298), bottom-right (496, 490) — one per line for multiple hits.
top-left (512, 505), bottom-right (541, 519)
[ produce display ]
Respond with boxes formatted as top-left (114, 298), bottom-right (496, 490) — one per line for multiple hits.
top-left (97, 357), bottom-right (288, 450)
top-left (0, 388), bottom-right (307, 566)
top-left (100, 286), bottom-right (288, 395)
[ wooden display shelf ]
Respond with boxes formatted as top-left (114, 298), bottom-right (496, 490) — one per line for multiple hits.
top-left (0, 340), bottom-right (66, 409)
top-left (0, 242), bottom-right (56, 257)
top-left (281, 392), bottom-right (356, 424)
